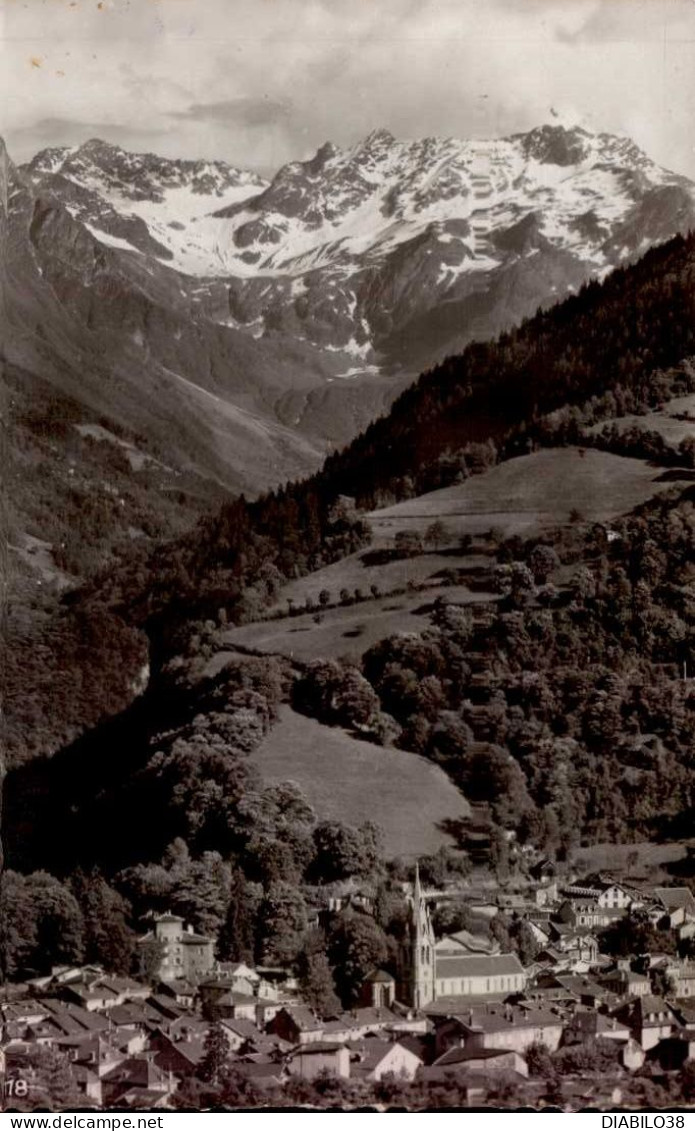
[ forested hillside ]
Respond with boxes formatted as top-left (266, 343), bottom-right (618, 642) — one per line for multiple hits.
top-left (5, 232), bottom-right (695, 770)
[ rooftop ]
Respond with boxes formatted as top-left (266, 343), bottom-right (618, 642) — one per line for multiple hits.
top-left (436, 953), bottom-right (524, 978)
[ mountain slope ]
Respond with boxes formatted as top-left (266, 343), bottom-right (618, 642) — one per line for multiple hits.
top-left (26, 125), bottom-right (695, 384)
top-left (2, 136), bottom-right (340, 600)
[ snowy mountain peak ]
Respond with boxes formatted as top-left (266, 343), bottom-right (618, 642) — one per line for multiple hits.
top-left (21, 124), bottom-right (695, 379)
top-left (25, 137), bottom-right (267, 202)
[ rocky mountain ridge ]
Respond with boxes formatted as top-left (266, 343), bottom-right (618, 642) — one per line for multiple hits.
top-left (24, 124), bottom-right (695, 377)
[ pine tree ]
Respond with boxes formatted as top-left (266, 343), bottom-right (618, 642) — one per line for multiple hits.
top-left (217, 868), bottom-right (257, 964)
top-left (70, 868), bottom-right (135, 974)
top-left (296, 930), bottom-right (341, 1018)
top-left (198, 1022), bottom-right (231, 1085)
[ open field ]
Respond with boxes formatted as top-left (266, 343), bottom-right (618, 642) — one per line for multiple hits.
top-left (586, 393), bottom-right (695, 446)
top-left (251, 705), bottom-right (471, 858)
top-left (268, 548), bottom-right (492, 613)
top-left (368, 447), bottom-right (690, 540)
top-left (218, 446), bottom-right (690, 664)
top-left (218, 584), bottom-right (495, 663)
top-left (574, 840), bottom-right (695, 877)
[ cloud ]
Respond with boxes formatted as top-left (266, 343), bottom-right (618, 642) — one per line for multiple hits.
top-left (2, 0), bottom-right (695, 178)
top-left (170, 97), bottom-right (293, 128)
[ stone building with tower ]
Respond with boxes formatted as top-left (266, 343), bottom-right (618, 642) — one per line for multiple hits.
top-left (396, 866), bottom-right (527, 1008)
top-left (138, 913), bottom-right (215, 984)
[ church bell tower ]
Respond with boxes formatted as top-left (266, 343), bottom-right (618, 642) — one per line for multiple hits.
top-left (399, 862), bottom-right (436, 1008)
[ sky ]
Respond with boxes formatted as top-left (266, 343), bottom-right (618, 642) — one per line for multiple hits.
top-left (2, 0), bottom-right (695, 178)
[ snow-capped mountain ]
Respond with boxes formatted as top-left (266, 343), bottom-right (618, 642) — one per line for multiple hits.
top-left (23, 125), bottom-right (695, 379)
top-left (23, 139), bottom-right (268, 263)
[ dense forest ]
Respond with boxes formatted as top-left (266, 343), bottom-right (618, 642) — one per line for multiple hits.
top-left (355, 487), bottom-right (695, 848)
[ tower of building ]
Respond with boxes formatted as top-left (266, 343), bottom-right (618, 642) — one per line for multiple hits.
top-left (398, 862), bottom-right (436, 1008)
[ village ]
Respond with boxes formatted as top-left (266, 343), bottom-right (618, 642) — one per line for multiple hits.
top-left (3, 862), bottom-right (695, 1110)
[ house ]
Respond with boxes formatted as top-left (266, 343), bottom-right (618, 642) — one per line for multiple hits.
top-left (211, 991), bottom-right (258, 1023)
top-left (98, 977), bottom-right (152, 1004)
top-left (359, 969), bottom-right (396, 1009)
top-left (563, 1010), bottom-right (631, 1046)
top-left (672, 1002), bottom-right (695, 1032)
top-left (147, 994), bottom-right (189, 1022)
top-left (601, 968), bottom-right (651, 998)
top-left (220, 1018), bottom-right (263, 1053)
top-left (63, 983), bottom-right (123, 1013)
top-left (138, 914), bottom-right (215, 984)
top-left (121, 1087), bottom-right (172, 1110)
top-left (529, 858), bottom-right (557, 885)
top-left (432, 1004), bottom-right (563, 1056)
top-left (150, 1017), bottom-right (209, 1045)
top-left (287, 1042), bottom-right (350, 1080)
top-left (155, 980), bottom-right (197, 1010)
top-left (255, 967), bottom-right (299, 997)
top-left (27, 1007), bottom-right (109, 1046)
top-left (521, 918), bottom-right (553, 949)
top-left (349, 1036), bottom-right (424, 1081)
top-left (558, 875), bottom-right (635, 928)
top-left (673, 963), bottom-right (695, 998)
top-left (534, 946), bottom-right (567, 971)
top-left (101, 1056), bottom-right (174, 1106)
top-left (266, 1006), bottom-right (326, 1046)
top-left (546, 923), bottom-right (599, 965)
top-left (198, 979), bottom-right (261, 1022)
top-left (71, 1063), bottom-right (104, 1105)
top-left (427, 1046), bottom-right (528, 1080)
top-left (57, 1033), bottom-right (129, 1080)
top-left (26, 965), bottom-right (105, 994)
top-left (615, 995), bottom-right (677, 1050)
top-left (214, 963), bottom-right (260, 998)
top-left (621, 1037), bottom-right (646, 1072)
top-left (433, 953), bottom-right (526, 1001)
top-left (233, 1059), bottom-right (286, 1090)
top-left (150, 1033), bottom-right (207, 1079)
top-left (320, 1007), bottom-right (403, 1044)
top-left (528, 972), bottom-right (607, 1009)
top-left (651, 887), bottom-right (695, 929)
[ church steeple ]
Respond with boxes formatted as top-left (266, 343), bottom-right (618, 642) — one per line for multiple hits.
top-left (413, 860), bottom-right (422, 907)
top-left (410, 861), bottom-right (435, 1009)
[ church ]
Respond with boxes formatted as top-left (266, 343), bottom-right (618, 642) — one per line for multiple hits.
top-left (396, 866), bottom-right (526, 1008)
